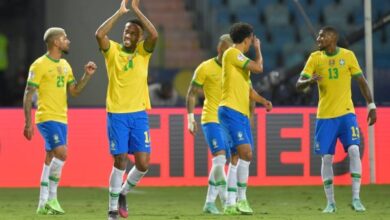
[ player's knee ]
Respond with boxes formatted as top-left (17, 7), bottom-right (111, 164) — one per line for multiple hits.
top-left (114, 154), bottom-right (128, 169)
top-left (322, 154), bottom-right (333, 166)
top-left (240, 151), bottom-right (252, 161)
top-left (348, 145), bottom-right (360, 159)
top-left (136, 162), bottom-right (149, 172)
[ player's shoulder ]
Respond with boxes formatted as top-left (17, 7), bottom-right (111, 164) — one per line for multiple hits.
top-left (309, 50), bottom-right (322, 57)
top-left (339, 47), bottom-right (355, 56)
top-left (30, 55), bottom-right (47, 68)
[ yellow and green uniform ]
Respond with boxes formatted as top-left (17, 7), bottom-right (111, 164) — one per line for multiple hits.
top-left (102, 40), bottom-right (152, 113)
top-left (220, 47), bottom-right (251, 117)
top-left (301, 47), bottom-right (362, 119)
top-left (27, 54), bottom-right (75, 124)
top-left (191, 57), bottom-right (223, 124)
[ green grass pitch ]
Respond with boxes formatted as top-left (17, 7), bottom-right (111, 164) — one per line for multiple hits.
top-left (0, 185), bottom-right (389, 219)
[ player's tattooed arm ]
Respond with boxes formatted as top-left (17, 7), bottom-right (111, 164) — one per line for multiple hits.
top-left (355, 74), bottom-right (377, 126)
top-left (131, 0), bottom-right (158, 52)
top-left (186, 84), bottom-right (202, 135)
top-left (68, 62), bottom-right (97, 97)
top-left (95, 0), bottom-right (130, 51)
top-left (23, 85), bottom-right (36, 140)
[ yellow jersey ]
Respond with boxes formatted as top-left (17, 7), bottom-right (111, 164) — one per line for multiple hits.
top-left (220, 47), bottom-right (251, 117)
top-left (301, 47), bottom-right (363, 118)
top-left (102, 40), bottom-right (152, 113)
top-left (192, 57), bottom-right (222, 124)
top-left (27, 54), bottom-right (75, 124)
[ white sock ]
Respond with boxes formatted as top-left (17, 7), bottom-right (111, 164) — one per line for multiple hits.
top-left (237, 159), bottom-right (250, 201)
top-left (348, 145), bottom-right (362, 200)
top-left (212, 155), bottom-right (227, 205)
top-left (322, 154), bottom-right (335, 204)
top-left (226, 163), bottom-right (237, 206)
top-left (206, 166), bottom-right (219, 203)
top-left (38, 164), bottom-right (50, 208)
top-left (120, 166), bottom-right (147, 195)
top-left (109, 167), bottom-right (125, 211)
top-left (48, 158), bottom-right (64, 200)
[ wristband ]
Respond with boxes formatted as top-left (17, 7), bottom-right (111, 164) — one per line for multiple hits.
top-left (367, 103), bottom-right (376, 111)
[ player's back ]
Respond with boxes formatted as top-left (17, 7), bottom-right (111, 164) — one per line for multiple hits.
top-left (220, 47), bottom-right (251, 117)
top-left (193, 57), bottom-right (223, 124)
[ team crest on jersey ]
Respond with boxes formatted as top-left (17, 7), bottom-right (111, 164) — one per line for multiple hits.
top-left (53, 134), bottom-right (60, 144)
top-left (339, 59), bottom-right (345, 66)
top-left (28, 71), bottom-right (35, 80)
top-left (212, 139), bottom-right (218, 149)
top-left (237, 53), bottom-right (245, 62)
top-left (237, 131), bottom-right (244, 141)
top-left (329, 59), bottom-right (335, 66)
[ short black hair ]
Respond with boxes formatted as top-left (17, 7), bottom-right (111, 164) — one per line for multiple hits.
top-left (229, 22), bottom-right (254, 44)
top-left (321, 26), bottom-right (339, 39)
top-left (127, 19), bottom-right (144, 31)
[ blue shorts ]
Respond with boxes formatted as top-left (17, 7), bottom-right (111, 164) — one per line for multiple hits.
top-left (37, 121), bottom-right (67, 151)
top-left (314, 113), bottom-right (360, 155)
top-left (201, 122), bottom-right (231, 157)
top-left (107, 111), bottom-right (151, 155)
top-left (218, 106), bottom-right (253, 152)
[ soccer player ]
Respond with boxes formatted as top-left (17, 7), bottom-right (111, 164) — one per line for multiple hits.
top-left (95, 0), bottom-right (158, 219)
top-left (23, 27), bottom-right (96, 215)
top-left (296, 26), bottom-right (377, 213)
top-left (218, 22), bottom-right (265, 215)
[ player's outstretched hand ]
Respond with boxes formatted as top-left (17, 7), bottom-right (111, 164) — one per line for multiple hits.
top-left (119, 0), bottom-right (130, 15)
top-left (131, 0), bottom-right (140, 10)
top-left (367, 109), bottom-right (377, 126)
top-left (264, 100), bottom-right (272, 112)
top-left (23, 124), bottom-right (34, 140)
top-left (84, 61), bottom-right (97, 76)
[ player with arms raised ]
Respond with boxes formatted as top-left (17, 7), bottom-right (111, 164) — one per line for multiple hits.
top-left (95, 0), bottom-right (158, 219)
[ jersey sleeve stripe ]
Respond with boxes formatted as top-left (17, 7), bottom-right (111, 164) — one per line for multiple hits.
top-left (243, 59), bottom-right (250, 69)
top-left (300, 72), bottom-right (311, 78)
top-left (191, 80), bottom-right (203, 87)
top-left (27, 81), bottom-right (39, 88)
top-left (143, 43), bottom-right (154, 54)
top-left (67, 79), bottom-right (76, 84)
top-left (352, 72), bottom-right (363, 77)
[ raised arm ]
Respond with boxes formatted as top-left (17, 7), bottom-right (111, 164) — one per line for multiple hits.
top-left (355, 74), bottom-right (377, 126)
top-left (68, 62), bottom-right (97, 97)
top-left (95, 0), bottom-right (129, 50)
top-left (246, 36), bottom-right (263, 74)
top-left (23, 85), bottom-right (36, 140)
top-left (186, 84), bottom-right (202, 135)
top-left (131, 0), bottom-right (158, 52)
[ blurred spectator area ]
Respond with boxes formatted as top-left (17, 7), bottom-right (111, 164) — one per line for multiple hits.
top-left (185, 0), bottom-right (390, 106)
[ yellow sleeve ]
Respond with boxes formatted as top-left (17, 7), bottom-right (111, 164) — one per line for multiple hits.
top-left (137, 41), bottom-right (152, 56)
top-left (301, 54), bottom-right (316, 78)
top-left (349, 51), bottom-right (363, 76)
top-left (229, 49), bottom-right (250, 70)
top-left (102, 40), bottom-right (117, 59)
top-left (191, 63), bottom-right (206, 87)
top-left (26, 63), bottom-right (42, 88)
